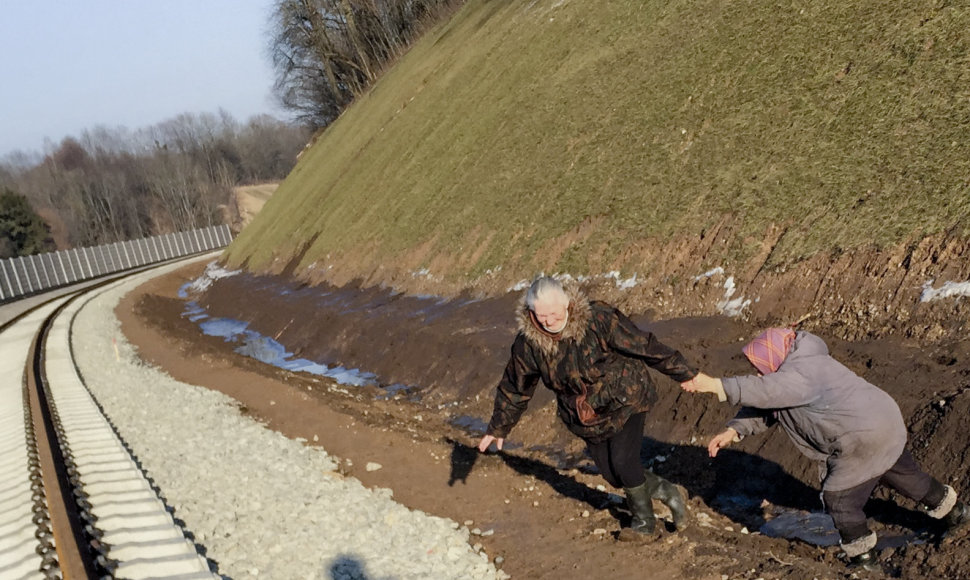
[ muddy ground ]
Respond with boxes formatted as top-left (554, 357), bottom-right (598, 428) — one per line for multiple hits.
top-left (116, 262), bottom-right (970, 579)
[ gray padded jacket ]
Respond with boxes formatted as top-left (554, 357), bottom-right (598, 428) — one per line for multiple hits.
top-left (721, 331), bottom-right (907, 491)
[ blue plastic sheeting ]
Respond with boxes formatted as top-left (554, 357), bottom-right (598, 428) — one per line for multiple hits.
top-left (450, 415), bottom-right (489, 435)
top-left (759, 509), bottom-right (841, 547)
top-left (759, 508), bottom-right (923, 550)
top-left (375, 383), bottom-right (414, 400)
top-left (709, 492), bottom-right (924, 549)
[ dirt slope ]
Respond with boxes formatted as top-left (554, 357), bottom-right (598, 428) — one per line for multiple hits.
top-left (225, 184), bottom-right (278, 233)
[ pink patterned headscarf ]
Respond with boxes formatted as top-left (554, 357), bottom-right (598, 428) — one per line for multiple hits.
top-left (742, 328), bottom-right (796, 374)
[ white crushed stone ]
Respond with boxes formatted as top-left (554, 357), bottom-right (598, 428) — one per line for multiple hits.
top-left (72, 277), bottom-right (505, 580)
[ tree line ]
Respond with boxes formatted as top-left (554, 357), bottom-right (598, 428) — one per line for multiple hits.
top-left (0, 112), bottom-right (311, 258)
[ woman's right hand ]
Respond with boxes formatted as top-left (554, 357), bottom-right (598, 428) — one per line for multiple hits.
top-left (478, 434), bottom-right (504, 453)
top-left (707, 428), bottom-right (739, 458)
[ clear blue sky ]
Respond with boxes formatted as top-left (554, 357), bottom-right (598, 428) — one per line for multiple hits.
top-left (0, 1), bottom-right (284, 157)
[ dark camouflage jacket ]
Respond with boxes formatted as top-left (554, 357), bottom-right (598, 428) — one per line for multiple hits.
top-left (486, 285), bottom-right (697, 443)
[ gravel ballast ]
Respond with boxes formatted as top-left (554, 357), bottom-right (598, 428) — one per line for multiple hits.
top-left (71, 270), bottom-right (505, 580)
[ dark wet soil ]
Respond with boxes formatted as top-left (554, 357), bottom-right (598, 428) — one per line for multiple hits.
top-left (117, 262), bottom-right (970, 580)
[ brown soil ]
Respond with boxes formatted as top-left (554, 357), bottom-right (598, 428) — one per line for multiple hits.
top-left (116, 262), bottom-right (970, 580)
top-left (225, 184), bottom-right (278, 233)
top-left (238, 217), bottom-right (970, 348)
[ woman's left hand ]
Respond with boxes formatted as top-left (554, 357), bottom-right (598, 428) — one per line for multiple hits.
top-left (681, 372), bottom-right (726, 402)
top-left (681, 372), bottom-right (717, 393)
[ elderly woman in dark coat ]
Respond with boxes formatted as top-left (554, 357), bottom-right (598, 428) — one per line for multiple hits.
top-left (477, 276), bottom-right (698, 538)
top-left (683, 328), bottom-right (969, 569)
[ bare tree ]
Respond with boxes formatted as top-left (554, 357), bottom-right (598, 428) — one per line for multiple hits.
top-left (268, 0), bottom-right (460, 128)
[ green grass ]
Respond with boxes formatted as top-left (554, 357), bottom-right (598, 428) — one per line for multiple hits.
top-left (225, 0), bottom-right (970, 282)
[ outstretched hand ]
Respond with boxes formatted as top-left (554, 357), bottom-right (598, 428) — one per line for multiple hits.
top-left (477, 434), bottom-right (504, 453)
top-left (681, 372), bottom-right (727, 402)
top-left (681, 372), bottom-right (721, 394)
top-left (708, 428), bottom-right (739, 458)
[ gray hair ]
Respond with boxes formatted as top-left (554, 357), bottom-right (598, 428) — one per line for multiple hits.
top-left (525, 276), bottom-right (569, 311)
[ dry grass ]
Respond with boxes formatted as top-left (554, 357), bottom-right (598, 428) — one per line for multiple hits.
top-left (225, 0), bottom-right (970, 282)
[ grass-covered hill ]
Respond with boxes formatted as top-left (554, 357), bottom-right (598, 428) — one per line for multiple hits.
top-left (224, 0), bottom-right (970, 318)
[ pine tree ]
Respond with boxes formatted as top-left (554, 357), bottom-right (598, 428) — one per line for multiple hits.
top-left (0, 188), bottom-right (54, 258)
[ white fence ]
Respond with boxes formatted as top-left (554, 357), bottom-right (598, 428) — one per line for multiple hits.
top-left (0, 224), bottom-right (233, 302)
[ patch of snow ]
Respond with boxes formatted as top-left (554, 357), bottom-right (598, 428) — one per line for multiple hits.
top-left (604, 271), bottom-right (638, 290)
top-left (716, 276), bottom-right (752, 317)
top-left (411, 268), bottom-right (441, 282)
top-left (178, 260), bottom-right (241, 297)
top-left (920, 280), bottom-right (970, 303)
top-left (507, 271), bottom-right (638, 293)
top-left (693, 267), bottom-right (725, 281)
top-left (507, 279), bottom-right (531, 292)
top-left (549, 272), bottom-right (573, 284)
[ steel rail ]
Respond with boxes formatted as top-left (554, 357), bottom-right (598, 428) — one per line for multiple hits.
top-left (26, 295), bottom-right (105, 578)
top-left (0, 257), bottom-right (219, 579)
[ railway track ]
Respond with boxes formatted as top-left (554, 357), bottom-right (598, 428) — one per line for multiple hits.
top-left (0, 269), bottom-right (217, 579)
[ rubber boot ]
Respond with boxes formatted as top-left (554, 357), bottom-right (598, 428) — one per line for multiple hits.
top-left (944, 501), bottom-right (970, 532)
top-left (842, 531), bottom-right (879, 572)
top-left (926, 485), bottom-right (970, 533)
top-left (645, 470), bottom-right (689, 531)
top-left (848, 549), bottom-right (880, 572)
top-left (619, 480), bottom-right (659, 541)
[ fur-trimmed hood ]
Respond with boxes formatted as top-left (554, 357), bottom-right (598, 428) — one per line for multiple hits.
top-left (516, 281), bottom-right (592, 356)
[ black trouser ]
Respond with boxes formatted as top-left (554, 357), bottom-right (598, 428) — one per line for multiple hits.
top-left (585, 412), bottom-right (647, 489)
top-left (822, 449), bottom-right (947, 542)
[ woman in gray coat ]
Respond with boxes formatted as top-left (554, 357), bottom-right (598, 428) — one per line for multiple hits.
top-left (682, 328), bottom-right (968, 569)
